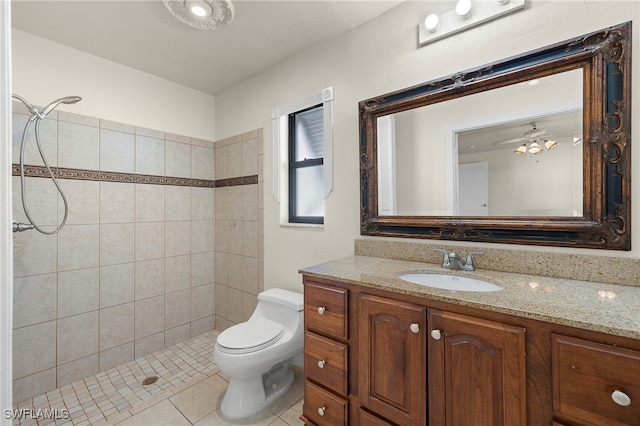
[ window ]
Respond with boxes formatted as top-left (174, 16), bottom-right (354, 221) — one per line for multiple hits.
top-left (272, 87), bottom-right (334, 226)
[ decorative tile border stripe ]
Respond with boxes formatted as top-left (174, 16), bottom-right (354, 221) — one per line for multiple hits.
top-left (12, 164), bottom-right (258, 188)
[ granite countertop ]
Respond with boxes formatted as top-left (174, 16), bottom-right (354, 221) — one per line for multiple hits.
top-left (299, 255), bottom-right (640, 340)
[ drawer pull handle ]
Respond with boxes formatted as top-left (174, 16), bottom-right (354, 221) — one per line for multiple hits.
top-left (431, 329), bottom-right (442, 340)
top-left (317, 306), bottom-right (326, 315)
top-left (612, 389), bottom-right (631, 407)
top-left (410, 323), bottom-right (420, 333)
top-left (317, 360), bottom-right (326, 368)
top-left (318, 406), bottom-right (326, 416)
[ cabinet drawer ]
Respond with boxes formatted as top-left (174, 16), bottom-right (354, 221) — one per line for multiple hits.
top-left (359, 408), bottom-right (396, 425)
top-left (304, 282), bottom-right (348, 339)
top-left (552, 334), bottom-right (640, 426)
top-left (304, 381), bottom-right (348, 425)
top-left (305, 332), bottom-right (348, 395)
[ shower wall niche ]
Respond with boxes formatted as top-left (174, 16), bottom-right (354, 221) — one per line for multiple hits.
top-left (11, 101), bottom-right (256, 403)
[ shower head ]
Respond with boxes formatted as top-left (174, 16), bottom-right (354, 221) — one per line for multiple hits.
top-left (40, 96), bottom-right (82, 118)
top-left (12, 94), bottom-right (39, 115)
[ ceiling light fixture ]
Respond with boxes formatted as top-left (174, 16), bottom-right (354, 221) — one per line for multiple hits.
top-left (163, 0), bottom-right (234, 30)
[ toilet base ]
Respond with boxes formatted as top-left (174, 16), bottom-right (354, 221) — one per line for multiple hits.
top-left (220, 361), bottom-right (295, 419)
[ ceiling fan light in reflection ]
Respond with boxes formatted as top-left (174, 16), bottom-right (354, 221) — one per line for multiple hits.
top-left (528, 141), bottom-right (543, 155)
top-left (544, 139), bottom-right (558, 151)
top-left (514, 144), bottom-right (527, 156)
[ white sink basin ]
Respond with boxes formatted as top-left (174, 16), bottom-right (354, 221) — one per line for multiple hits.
top-left (398, 272), bottom-right (503, 292)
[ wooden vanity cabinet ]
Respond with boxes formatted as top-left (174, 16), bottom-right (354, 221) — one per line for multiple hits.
top-left (551, 334), bottom-right (640, 426)
top-left (358, 294), bottom-right (427, 425)
top-left (301, 275), bottom-right (640, 426)
top-left (302, 280), bottom-right (349, 425)
top-left (428, 309), bottom-right (526, 425)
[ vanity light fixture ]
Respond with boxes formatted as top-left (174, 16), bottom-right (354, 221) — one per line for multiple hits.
top-left (419, 0), bottom-right (525, 47)
top-left (455, 0), bottom-right (472, 19)
top-left (163, 0), bottom-right (234, 30)
top-left (424, 14), bottom-right (440, 32)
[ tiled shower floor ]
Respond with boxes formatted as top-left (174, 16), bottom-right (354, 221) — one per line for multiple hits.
top-left (11, 330), bottom-right (304, 425)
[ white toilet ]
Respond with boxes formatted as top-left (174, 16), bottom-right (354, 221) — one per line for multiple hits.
top-left (213, 288), bottom-right (304, 419)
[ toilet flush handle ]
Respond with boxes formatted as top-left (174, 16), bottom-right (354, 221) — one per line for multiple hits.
top-left (317, 306), bottom-right (326, 315)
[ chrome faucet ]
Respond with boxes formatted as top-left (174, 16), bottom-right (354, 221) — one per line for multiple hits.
top-left (434, 249), bottom-right (483, 271)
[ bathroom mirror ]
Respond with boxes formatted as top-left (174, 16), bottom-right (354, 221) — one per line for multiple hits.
top-left (359, 22), bottom-right (631, 250)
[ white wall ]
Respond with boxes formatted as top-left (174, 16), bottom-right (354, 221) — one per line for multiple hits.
top-left (214, 1), bottom-right (640, 292)
top-left (12, 30), bottom-right (216, 141)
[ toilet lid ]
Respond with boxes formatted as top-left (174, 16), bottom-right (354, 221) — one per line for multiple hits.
top-left (216, 319), bottom-right (284, 354)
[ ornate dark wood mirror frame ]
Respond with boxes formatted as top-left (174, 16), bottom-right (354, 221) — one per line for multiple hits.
top-left (359, 22), bottom-right (631, 250)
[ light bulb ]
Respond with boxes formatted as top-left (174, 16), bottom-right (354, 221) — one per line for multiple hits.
top-left (514, 144), bottom-right (527, 156)
top-left (456, 0), bottom-right (472, 18)
top-left (544, 139), bottom-right (558, 151)
top-left (186, 0), bottom-right (212, 17)
top-left (528, 141), bottom-right (542, 155)
top-left (424, 14), bottom-right (439, 32)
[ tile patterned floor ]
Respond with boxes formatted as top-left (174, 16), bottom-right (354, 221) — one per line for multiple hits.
top-left (11, 330), bottom-right (304, 426)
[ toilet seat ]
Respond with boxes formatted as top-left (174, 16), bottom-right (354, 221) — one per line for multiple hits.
top-left (216, 319), bottom-right (284, 354)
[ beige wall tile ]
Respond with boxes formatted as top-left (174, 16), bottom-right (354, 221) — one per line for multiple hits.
top-left (12, 176), bottom-right (59, 226)
top-left (13, 369), bottom-right (57, 405)
top-left (100, 223), bottom-right (135, 266)
top-left (241, 138), bottom-right (258, 176)
top-left (100, 263), bottom-right (134, 308)
top-left (135, 222), bottom-right (165, 261)
top-left (165, 255), bottom-right (191, 293)
top-left (135, 184), bottom-right (165, 222)
top-left (214, 284), bottom-right (229, 320)
top-left (134, 258), bottom-right (165, 300)
top-left (12, 112), bottom-right (57, 164)
top-left (100, 119), bottom-right (135, 134)
top-left (100, 182), bottom-right (134, 224)
top-left (57, 224), bottom-right (99, 271)
top-left (243, 221), bottom-right (259, 258)
top-left (214, 252), bottom-right (228, 286)
top-left (58, 121), bottom-right (99, 170)
top-left (242, 184), bottom-right (259, 221)
top-left (227, 254), bottom-right (243, 290)
top-left (98, 342), bottom-right (134, 372)
top-left (243, 256), bottom-right (259, 295)
top-left (135, 126), bottom-right (164, 140)
top-left (59, 180), bottom-right (99, 225)
top-left (214, 144), bottom-right (228, 180)
top-left (100, 303), bottom-right (134, 351)
top-left (227, 142), bottom-right (242, 178)
top-left (191, 187), bottom-right (214, 221)
top-left (164, 324), bottom-right (190, 348)
top-left (135, 135), bottom-right (165, 176)
top-left (57, 354), bottom-right (98, 388)
top-left (13, 321), bottom-right (56, 379)
top-left (100, 129), bottom-right (135, 173)
top-left (135, 295), bottom-right (165, 338)
top-left (13, 273), bottom-right (57, 329)
top-left (227, 288), bottom-right (243, 323)
top-left (190, 284), bottom-right (213, 321)
top-left (12, 225), bottom-right (57, 277)
top-left (134, 332), bottom-right (164, 358)
top-left (191, 145), bottom-right (214, 180)
top-left (165, 221), bottom-right (191, 257)
top-left (190, 316), bottom-right (213, 336)
top-left (166, 140), bottom-right (191, 178)
top-left (191, 220), bottom-right (214, 253)
top-left (166, 186), bottom-right (191, 221)
top-left (58, 268), bottom-right (99, 318)
top-left (165, 289), bottom-right (190, 329)
top-left (191, 252), bottom-right (214, 287)
top-left (228, 220), bottom-right (243, 255)
top-left (242, 292), bottom-right (258, 322)
top-left (57, 311), bottom-right (98, 365)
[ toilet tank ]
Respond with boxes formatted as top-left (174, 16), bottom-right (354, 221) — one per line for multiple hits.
top-left (252, 289), bottom-right (303, 328)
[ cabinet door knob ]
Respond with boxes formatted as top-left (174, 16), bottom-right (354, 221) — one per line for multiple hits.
top-left (431, 329), bottom-right (442, 340)
top-left (612, 389), bottom-right (631, 406)
top-left (318, 406), bottom-right (326, 416)
top-left (317, 306), bottom-right (326, 315)
top-left (317, 360), bottom-right (326, 369)
top-left (410, 323), bottom-right (420, 333)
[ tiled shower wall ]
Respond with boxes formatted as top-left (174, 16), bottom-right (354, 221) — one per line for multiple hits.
top-left (213, 130), bottom-right (264, 331)
top-left (10, 103), bottom-right (221, 403)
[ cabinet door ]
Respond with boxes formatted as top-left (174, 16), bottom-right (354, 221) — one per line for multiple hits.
top-left (359, 294), bottom-right (426, 426)
top-left (429, 309), bottom-right (526, 426)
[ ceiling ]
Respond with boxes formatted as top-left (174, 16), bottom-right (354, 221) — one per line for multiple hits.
top-left (11, 0), bottom-right (402, 95)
